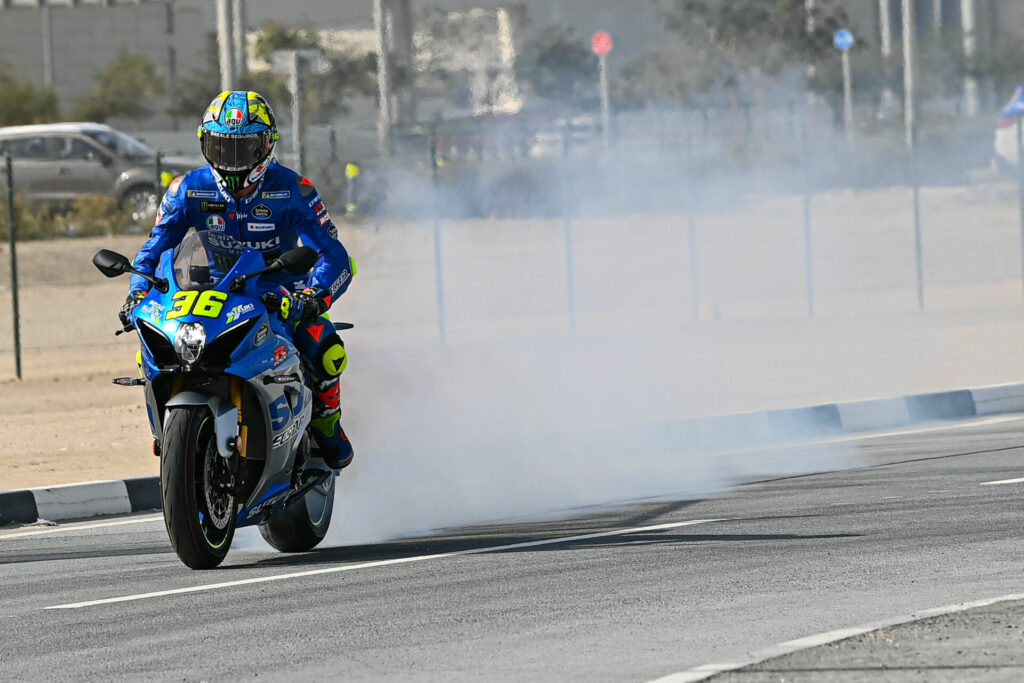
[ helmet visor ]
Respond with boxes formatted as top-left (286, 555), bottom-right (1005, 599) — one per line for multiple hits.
top-left (200, 130), bottom-right (271, 172)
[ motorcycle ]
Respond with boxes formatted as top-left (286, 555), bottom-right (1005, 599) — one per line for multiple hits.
top-left (93, 230), bottom-right (347, 569)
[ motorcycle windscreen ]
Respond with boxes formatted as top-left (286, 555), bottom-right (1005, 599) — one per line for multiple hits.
top-left (172, 230), bottom-right (247, 290)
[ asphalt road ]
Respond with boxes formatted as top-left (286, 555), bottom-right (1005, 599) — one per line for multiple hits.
top-left (2, 416), bottom-right (1024, 682)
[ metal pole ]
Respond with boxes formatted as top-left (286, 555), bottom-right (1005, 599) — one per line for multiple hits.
top-left (903, 0), bottom-right (924, 309)
top-left (155, 151), bottom-right (163, 194)
top-left (879, 0), bottom-right (896, 111)
top-left (686, 131), bottom-right (699, 322)
top-left (231, 0), bottom-right (247, 77)
top-left (961, 0), bottom-right (979, 117)
top-left (373, 0), bottom-right (393, 156)
top-left (5, 154), bottom-right (22, 380)
top-left (430, 127), bottom-right (446, 342)
top-left (216, 0), bottom-right (234, 91)
top-left (288, 52), bottom-right (304, 176)
top-left (1016, 117), bottom-right (1024, 300)
top-left (598, 54), bottom-right (611, 152)
top-left (798, 111), bottom-right (814, 316)
top-left (841, 49), bottom-right (853, 142)
top-left (562, 125), bottom-right (577, 331)
top-left (40, 3), bottom-right (53, 88)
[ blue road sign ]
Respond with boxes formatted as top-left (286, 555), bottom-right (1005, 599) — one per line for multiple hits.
top-left (834, 28), bottom-right (855, 51)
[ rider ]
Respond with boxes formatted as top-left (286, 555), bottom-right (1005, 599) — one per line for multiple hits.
top-left (120, 90), bottom-right (354, 470)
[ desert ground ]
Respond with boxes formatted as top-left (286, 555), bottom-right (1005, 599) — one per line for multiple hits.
top-left (3, 179), bottom-right (1024, 491)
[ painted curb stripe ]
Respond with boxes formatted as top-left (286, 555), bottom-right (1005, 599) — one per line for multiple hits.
top-left (649, 592), bottom-right (1024, 683)
top-left (0, 490), bottom-right (38, 526)
top-left (5, 381), bottom-right (1024, 527)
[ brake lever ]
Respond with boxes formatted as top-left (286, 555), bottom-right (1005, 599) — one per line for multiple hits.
top-left (114, 323), bottom-right (136, 336)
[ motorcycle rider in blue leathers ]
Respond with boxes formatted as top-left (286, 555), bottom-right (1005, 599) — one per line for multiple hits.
top-left (120, 90), bottom-right (354, 470)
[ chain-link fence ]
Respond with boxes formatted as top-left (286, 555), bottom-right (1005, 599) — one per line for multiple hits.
top-left (2, 103), bottom-right (1023, 379)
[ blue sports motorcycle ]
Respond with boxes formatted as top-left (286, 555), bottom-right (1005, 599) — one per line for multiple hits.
top-left (93, 231), bottom-right (342, 569)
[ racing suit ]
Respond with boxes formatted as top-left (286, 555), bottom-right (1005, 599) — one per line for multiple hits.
top-left (128, 161), bottom-right (355, 468)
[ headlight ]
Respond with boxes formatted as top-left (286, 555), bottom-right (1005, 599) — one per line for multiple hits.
top-left (174, 323), bottom-right (206, 366)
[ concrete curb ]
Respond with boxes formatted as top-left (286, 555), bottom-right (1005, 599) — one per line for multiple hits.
top-left (3, 382), bottom-right (1024, 526)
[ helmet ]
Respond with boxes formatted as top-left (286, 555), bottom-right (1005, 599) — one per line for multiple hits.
top-left (197, 90), bottom-right (279, 192)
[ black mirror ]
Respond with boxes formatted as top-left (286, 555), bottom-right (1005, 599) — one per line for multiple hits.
top-left (92, 249), bottom-right (131, 278)
top-left (276, 246), bottom-right (318, 274)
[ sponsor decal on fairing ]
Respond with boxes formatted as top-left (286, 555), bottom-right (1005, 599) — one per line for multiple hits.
top-left (226, 303), bottom-right (257, 323)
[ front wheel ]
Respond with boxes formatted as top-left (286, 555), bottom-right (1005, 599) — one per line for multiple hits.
top-left (162, 406), bottom-right (236, 569)
top-left (259, 468), bottom-right (335, 552)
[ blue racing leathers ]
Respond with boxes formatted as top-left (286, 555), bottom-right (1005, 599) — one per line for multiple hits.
top-left (128, 161), bottom-right (355, 468)
top-left (129, 161), bottom-right (352, 301)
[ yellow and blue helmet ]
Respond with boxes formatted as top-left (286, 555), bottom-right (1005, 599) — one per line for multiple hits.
top-left (198, 90), bottom-right (280, 192)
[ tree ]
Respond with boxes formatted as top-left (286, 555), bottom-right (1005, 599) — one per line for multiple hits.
top-left (0, 64), bottom-right (59, 125)
top-left (613, 46), bottom-right (724, 109)
top-left (515, 25), bottom-right (598, 109)
top-left (73, 47), bottom-right (166, 128)
top-left (662, 0), bottom-right (849, 103)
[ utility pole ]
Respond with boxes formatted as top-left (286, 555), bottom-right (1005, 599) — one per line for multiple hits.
top-left (879, 0), bottom-right (896, 111)
top-left (216, 0), bottom-right (234, 91)
top-left (373, 0), bottom-right (393, 156)
top-left (961, 0), bottom-right (979, 117)
top-left (902, 0), bottom-right (916, 153)
top-left (932, 0), bottom-right (942, 34)
top-left (231, 0), bottom-right (247, 79)
top-left (902, 0), bottom-right (924, 310)
top-left (288, 52), bottom-right (303, 175)
top-left (40, 3), bottom-right (53, 87)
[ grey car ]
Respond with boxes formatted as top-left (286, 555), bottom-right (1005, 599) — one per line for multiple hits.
top-left (0, 122), bottom-right (195, 223)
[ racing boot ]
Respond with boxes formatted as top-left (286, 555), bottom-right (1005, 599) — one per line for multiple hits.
top-left (310, 376), bottom-right (353, 470)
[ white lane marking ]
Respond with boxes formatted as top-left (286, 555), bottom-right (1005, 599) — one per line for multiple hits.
top-left (980, 477), bottom-right (1024, 486)
top-left (649, 591), bottom-right (1024, 683)
top-left (46, 518), bottom-right (721, 610)
top-left (0, 514), bottom-right (163, 540)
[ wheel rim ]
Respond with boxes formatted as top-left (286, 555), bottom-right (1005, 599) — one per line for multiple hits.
top-left (306, 476), bottom-right (333, 527)
top-left (195, 418), bottom-right (234, 548)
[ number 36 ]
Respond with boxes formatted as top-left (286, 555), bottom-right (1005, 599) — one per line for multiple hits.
top-left (166, 290), bottom-right (228, 320)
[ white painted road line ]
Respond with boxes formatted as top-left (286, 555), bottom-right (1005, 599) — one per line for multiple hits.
top-left (45, 518), bottom-right (721, 610)
top-left (0, 514), bottom-right (163, 540)
top-left (649, 592), bottom-right (1024, 683)
top-left (980, 477), bottom-right (1024, 486)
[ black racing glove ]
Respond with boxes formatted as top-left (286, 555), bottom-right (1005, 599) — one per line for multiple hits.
top-left (119, 290), bottom-right (147, 327)
top-left (291, 286), bottom-right (330, 323)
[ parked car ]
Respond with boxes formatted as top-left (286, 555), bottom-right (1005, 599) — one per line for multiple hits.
top-left (994, 86), bottom-right (1024, 170)
top-left (0, 122), bottom-right (195, 223)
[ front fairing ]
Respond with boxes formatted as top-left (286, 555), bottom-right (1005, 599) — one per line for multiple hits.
top-left (130, 232), bottom-right (310, 525)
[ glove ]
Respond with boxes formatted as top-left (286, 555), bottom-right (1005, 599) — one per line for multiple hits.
top-left (291, 287), bottom-right (330, 323)
top-left (119, 290), bottom-right (147, 326)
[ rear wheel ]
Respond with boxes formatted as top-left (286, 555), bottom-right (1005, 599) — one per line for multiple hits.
top-left (259, 466), bottom-right (334, 552)
top-left (162, 406), bottom-right (236, 569)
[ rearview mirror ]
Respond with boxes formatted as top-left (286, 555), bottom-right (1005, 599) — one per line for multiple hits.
top-left (276, 246), bottom-right (318, 274)
top-left (92, 249), bottom-right (131, 278)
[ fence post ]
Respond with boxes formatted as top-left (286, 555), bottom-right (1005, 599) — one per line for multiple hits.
top-left (5, 154), bottom-right (22, 380)
top-left (561, 124), bottom-right (577, 332)
top-left (155, 150), bottom-right (163, 193)
top-left (1016, 116), bottom-right (1024, 301)
top-left (910, 124), bottom-right (924, 309)
top-left (430, 125), bottom-right (447, 343)
top-left (685, 130), bottom-right (699, 322)
top-left (797, 108), bottom-right (815, 316)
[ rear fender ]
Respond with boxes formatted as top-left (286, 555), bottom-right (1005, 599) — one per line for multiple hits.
top-left (164, 391), bottom-right (238, 457)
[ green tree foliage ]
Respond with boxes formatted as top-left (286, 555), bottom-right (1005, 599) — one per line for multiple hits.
top-left (515, 25), bottom-right (599, 108)
top-left (251, 21), bottom-right (319, 63)
top-left (0, 64), bottom-right (59, 125)
top-left (661, 0), bottom-right (848, 103)
top-left (613, 46), bottom-right (724, 108)
top-left (73, 47), bottom-right (166, 128)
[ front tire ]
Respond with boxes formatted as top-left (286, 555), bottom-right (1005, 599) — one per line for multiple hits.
top-left (162, 406), bottom-right (236, 569)
top-left (259, 468), bottom-right (335, 552)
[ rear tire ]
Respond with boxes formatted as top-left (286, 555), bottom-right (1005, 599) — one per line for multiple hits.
top-left (162, 406), bottom-right (236, 569)
top-left (259, 468), bottom-right (334, 552)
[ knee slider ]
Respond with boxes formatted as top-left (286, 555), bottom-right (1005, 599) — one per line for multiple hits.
top-left (320, 336), bottom-right (347, 377)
